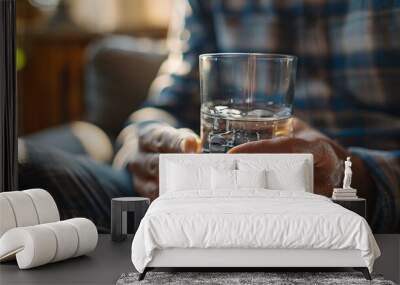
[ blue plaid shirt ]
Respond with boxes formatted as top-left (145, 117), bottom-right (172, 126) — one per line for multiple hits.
top-left (146, 0), bottom-right (400, 232)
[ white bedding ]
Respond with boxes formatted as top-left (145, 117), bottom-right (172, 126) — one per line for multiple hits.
top-left (131, 190), bottom-right (380, 273)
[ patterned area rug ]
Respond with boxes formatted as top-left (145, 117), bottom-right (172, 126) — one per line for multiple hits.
top-left (117, 272), bottom-right (395, 285)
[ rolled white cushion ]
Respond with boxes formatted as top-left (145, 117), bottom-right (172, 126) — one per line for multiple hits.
top-left (0, 226), bottom-right (57, 269)
top-left (23, 189), bottom-right (59, 224)
top-left (0, 189), bottom-right (59, 238)
top-left (42, 221), bottom-right (79, 262)
top-left (0, 196), bottom-right (17, 237)
top-left (0, 218), bottom-right (97, 269)
top-left (0, 191), bottom-right (39, 227)
top-left (64, 218), bottom-right (98, 257)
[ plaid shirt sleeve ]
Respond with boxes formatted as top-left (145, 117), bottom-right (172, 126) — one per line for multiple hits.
top-left (144, 0), bottom-right (400, 232)
top-left (350, 148), bottom-right (400, 232)
top-left (145, 0), bottom-right (215, 131)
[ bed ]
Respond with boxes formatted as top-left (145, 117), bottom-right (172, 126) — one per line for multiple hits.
top-left (131, 154), bottom-right (380, 280)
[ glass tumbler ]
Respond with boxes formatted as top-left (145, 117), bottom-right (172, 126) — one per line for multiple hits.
top-left (199, 53), bottom-right (297, 153)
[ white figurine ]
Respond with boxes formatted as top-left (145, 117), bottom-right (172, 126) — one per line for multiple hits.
top-left (342, 157), bottom-right (353, 189)
top-left (332, 157), bottom-right (358, 199)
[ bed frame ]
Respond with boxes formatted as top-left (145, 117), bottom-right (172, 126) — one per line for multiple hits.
top-left (139, 248), bottom-right (371, 280)
top-left (139, 154), bottom-right (371, 281)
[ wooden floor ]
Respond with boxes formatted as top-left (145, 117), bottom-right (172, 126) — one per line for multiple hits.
top-left (0, 234), bottom-right (398, 284)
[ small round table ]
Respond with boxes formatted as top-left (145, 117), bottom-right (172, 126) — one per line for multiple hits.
top-left (111, 197), bottom-right (150, 242)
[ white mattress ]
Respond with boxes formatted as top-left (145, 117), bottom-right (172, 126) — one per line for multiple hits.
top-left (131, 190), bottom-right (380, 273)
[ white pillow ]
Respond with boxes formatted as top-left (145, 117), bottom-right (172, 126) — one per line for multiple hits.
top-left (236, 169), bottom-right (267, 189)
top-left (267, 163), bottom-right (307, 191)
top-left (167, 163), bottom-right (210, 191)
top-left (238, 160), bottom-right (307, 191)
top-left (211, 168), bottom-right (236, 190)
top-left (211, 169), bottom-right (267, 190)
top-left (167, 161), bottom-right (236, 192)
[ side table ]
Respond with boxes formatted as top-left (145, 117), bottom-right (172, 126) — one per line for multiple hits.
top-left (111, 197), bottom-right (150, 242)
top-left (331, 198), bottom-right (366, 219)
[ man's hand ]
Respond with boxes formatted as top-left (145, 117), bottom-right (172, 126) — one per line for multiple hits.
top-left (127, 124), bottom-right (200, 200)
top-left (228, 118), bottom-right (375, 199)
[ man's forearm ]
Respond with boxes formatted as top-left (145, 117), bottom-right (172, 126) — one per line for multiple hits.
top-left (128, 107), bottom-right (179, 128)
top-left (117, 107), bottom-right (179, 146)
top-left (113, 107), bottom-right (178, 169)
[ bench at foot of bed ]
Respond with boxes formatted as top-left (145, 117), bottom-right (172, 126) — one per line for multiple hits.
top-left (137, 267), bottom-right (372, 281)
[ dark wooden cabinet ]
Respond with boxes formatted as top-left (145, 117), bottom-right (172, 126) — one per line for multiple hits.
top-left (17, 31), bottom-right (96, 135)
top-left (331, 198), bottom-right (367, 219)
top-left (17, 27), bottom-right (166, 136)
